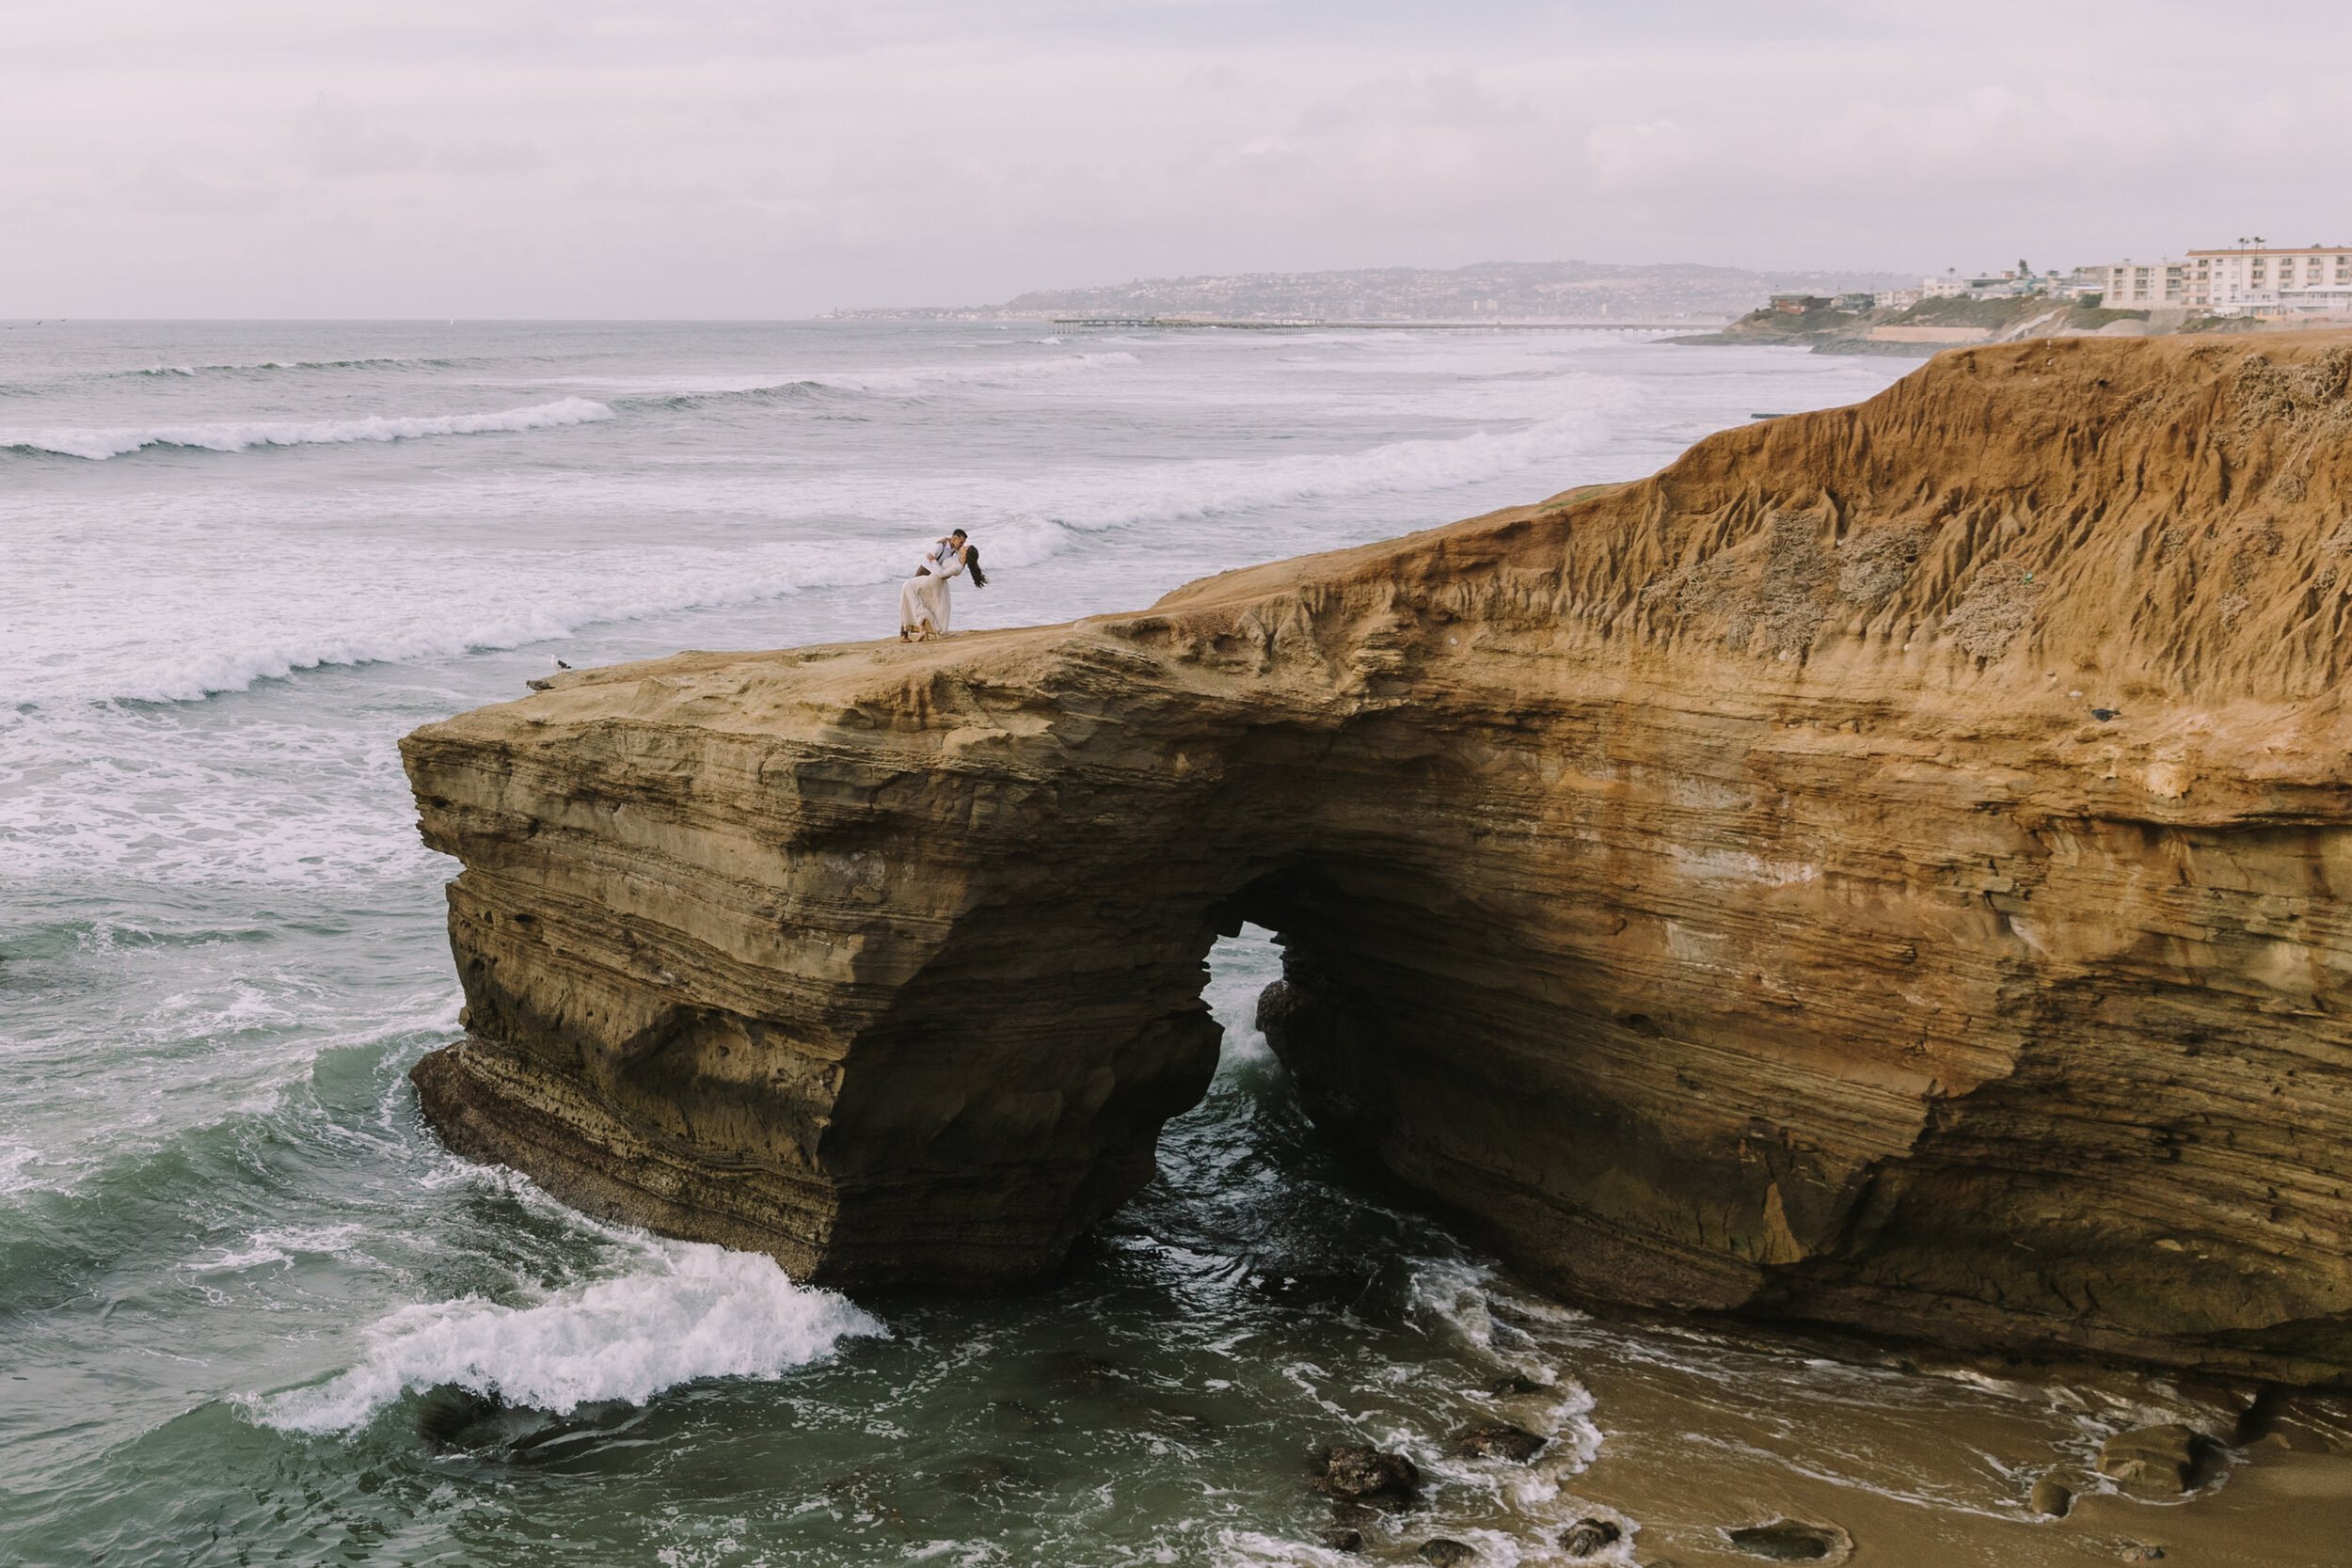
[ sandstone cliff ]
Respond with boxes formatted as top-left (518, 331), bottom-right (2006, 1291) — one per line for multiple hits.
top-left (404, 334), bottom-right (2352, 1383)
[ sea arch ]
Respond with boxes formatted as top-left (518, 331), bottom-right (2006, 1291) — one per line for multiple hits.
top-left (407, 335), bottom-right (2352, 1379)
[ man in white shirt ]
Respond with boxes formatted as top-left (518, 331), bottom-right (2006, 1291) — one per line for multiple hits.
top-left (921, 530), bottom-right (968, 576)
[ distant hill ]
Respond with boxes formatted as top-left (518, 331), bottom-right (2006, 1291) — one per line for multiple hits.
top-left (828, 261), bottom-right (1922, 324)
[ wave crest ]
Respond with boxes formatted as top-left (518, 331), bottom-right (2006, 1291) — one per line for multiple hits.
top-left (254, 1241), bottom-right (885, 1434)
top-left (8, 408), bottom-right (1604, 707)
top-left (2, 397), bottom-right (613, 460)
top-left (130, 356), bottom-right (452, 377)
top-left (614, 351), bottom-right (1140, 408)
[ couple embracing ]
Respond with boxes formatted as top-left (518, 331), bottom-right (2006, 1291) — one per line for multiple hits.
top-left (898, 528), bottom-right (988, 641)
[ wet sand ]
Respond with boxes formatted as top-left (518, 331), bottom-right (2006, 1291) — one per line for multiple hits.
top-left (1552, 1363), bottom-right (2352, 1568)
top-left (2062, 1444), bottom-right (2352, 1568)
top-left (1568, 1442), bottom-right (2352, 1566)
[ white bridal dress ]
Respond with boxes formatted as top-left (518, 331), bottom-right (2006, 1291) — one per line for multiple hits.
top-left (898, 553), bottom-right (963, 637)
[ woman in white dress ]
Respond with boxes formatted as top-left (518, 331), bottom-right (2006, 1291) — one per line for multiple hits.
top-left (898, 538), bottom-right (987, 640)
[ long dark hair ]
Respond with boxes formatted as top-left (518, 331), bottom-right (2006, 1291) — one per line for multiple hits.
top-left (963, 546), bottom-right (987, 589)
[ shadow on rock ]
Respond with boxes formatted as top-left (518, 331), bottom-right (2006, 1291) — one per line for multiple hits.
top-left (1725, 1519), bottom-right (1851, 1561)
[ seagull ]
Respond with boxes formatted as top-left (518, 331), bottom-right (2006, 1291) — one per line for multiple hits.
top-left (551, 657), bottom-right (571, 670)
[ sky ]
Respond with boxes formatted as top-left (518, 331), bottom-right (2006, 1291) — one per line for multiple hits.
top-left (4, 0), bottom-right (2347, 318)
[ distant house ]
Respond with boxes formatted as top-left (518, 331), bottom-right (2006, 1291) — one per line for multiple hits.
top-left (1832, 293), bottom-right (1877, 311)
top-left (1919, 270), bottom-right (2062, 302)
top-left (1769, 293), bottom-right (1833, 314)
top-left (1875, 289), bottom-right (1923, 309)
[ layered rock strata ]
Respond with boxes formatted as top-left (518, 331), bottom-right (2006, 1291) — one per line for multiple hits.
top-left (405, 333), bottom-right (2352, 1381)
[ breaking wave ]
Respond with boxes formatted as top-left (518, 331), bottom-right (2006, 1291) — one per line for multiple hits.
top-left (255, 1241), bottom-right (885, 1433)
top-left (8, 408), bottom-right (1602, 707)
top-left (612, 351), bottom-right (1140, 407)
top-left (1057, 410), bottom-right (1605, 531)
top-left (128, 356), bottom-right (455, 377)
top-left (1, 397), bottom-right (613, 460)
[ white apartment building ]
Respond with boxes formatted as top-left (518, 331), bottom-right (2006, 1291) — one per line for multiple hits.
top-left (2188, 245), bottom-right (2352, 315)
top-left (2087, 261), bottom-right (2189, 309)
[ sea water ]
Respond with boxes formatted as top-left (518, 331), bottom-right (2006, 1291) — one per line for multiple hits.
top-left (0, 322), bottom-right (2264, 1565)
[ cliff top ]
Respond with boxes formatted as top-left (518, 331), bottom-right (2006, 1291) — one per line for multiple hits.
top-left (515, 331), bottom-right (2352, 819)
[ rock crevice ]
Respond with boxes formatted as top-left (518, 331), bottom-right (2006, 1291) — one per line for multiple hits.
top-left (405, 334), bottom-right (2352, 1382)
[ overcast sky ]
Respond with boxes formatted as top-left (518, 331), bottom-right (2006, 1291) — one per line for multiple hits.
top-left (5, 0), bottom-right (2347, 318)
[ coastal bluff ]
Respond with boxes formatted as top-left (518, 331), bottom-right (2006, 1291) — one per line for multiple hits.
top-left (404, 333), bottom-right (2352, 1383)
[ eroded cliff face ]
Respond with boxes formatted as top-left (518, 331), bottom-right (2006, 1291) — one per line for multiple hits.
top-left (403, 334), bottom-right (2352, 1382)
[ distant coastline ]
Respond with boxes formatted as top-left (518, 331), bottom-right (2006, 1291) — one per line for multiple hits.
top-left (826, 258), bottom-right (1914, 328)
top-left (838, 259), bottom-right (2352, 352)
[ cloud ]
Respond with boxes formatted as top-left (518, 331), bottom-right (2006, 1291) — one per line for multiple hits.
top-left (434, 138), bottom-right (547, 175)
top-left (293, 96), bottom-right (545, 179)
top-left (1581, 119), bottom-right (1698, 190)
top-left (0, 0), bottom-right (2347, 315)
top-left (125, 160), bottom-right (283, 216)
top-left (294, 97), bottom-right (424, 177)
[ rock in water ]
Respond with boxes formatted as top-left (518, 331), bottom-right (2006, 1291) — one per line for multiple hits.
top-left (1319, 1527), bottom-right (1364, 1553)
top-left (401, 333), bottom-right (2352, 1381)
top-left (2098, 1424), bottom-right (2202, 1497)
top-left (1311, 1445), bottom-right (1421, 1506)
top-left (1449, 1422), bottom-right (1547, 1462)
top-left (1562, 1517), bottom-right (1623, 1556)
top-left (1418, 1542), bottom-right (1474, 1567)
top-left (2027, 1475), bottom-right (2074, 1517)
top-left (1726, 1520), bottom-right (1848, 1560)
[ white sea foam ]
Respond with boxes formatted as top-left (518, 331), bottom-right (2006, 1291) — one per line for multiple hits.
top-left (0, 1144), bottom-right (48, 1196)
top-left (130, 356), bottom-right (443, 376)
top-left (1, 407), bottom-right (1601, 708)
top-left (257, 1240), bottom-right (884, 1433)
top-left (0, 531), bottom-right (915, 706)
top-left (0, 705), bottom-right (442, 887)
top-left (1057, 410), bottom-right (1606, 531)
top-left (1, 397), bottom-right (612, 460)
top-left (593, 350), bottom-right (1140, 404)
top-left (191, 1223), bottom-right (373, 1274)
top-left (1214, 1530), bottom-right (1362, 1567)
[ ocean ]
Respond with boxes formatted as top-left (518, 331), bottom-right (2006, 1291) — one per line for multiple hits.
top-left (0, 321), bottom-right (2286, 1565)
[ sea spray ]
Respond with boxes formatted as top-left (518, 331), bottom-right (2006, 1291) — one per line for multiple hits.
top-left (257, 1240), bottom-right (885, 1433)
